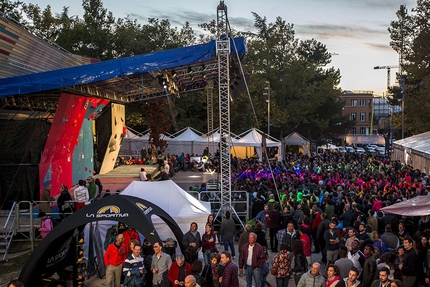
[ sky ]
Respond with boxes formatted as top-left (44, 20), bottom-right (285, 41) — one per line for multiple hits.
top-left (28, 0), bottom-right (416, 96)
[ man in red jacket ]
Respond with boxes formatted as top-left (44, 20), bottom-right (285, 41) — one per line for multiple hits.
top-left (239, 232), bottom-right (266, 287)
top-left (104, 234), bottom-right (127, 287)
top-left (168, 254), bottom-right (191, 287)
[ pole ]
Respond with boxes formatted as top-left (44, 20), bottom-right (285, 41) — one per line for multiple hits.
top-left (265, 81), bottom-right (270, 136)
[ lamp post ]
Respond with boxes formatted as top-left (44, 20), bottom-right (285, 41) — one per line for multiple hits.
top-left (389, 106), bottom-right (393, 156)
top-left (264, 81), bottom-right (270, 136)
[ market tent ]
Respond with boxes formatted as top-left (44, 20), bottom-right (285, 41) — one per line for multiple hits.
top-left (165, 127), bottom-right (204, 155)
top-left (120, 128), bottom-right (149, 156)
top-left (283, 132), bottom-right (311, 156)
top-left (381, 196), bottom-right (430, 216)
top-left (19, 195), bottom-right (184, 287)
top-left (392, 131), bottom-right (430, 174)
top-left (231, 128), bottom-right (282, 160)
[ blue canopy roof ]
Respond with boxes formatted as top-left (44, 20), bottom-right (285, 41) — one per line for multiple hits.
top-left (0, 37), bottom-right (246, 100)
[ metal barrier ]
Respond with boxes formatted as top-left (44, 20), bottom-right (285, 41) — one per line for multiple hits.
top-left (188, 190), bottom-right (249, 231)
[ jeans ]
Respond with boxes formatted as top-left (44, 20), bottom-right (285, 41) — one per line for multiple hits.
top-left (276, 277), bottom-right (290, 287)
top-left (203, 249), bottom-right (214, 266)
top-left (223, 239), bottom-right (235, 257)
top-left (261, 274), bottom-right (270, 287)
top-left (245, 266), bottom-right (261, 287)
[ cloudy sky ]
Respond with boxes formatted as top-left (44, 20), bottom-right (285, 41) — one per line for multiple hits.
top-left (30, 0), bottom-right (416, 95)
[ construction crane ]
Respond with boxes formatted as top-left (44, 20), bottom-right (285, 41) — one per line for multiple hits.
top-left (374, 65), bottom-right (399, 91)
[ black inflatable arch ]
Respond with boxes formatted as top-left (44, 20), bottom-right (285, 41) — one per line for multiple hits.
top-left (19, 195), bottom-right (184, 287)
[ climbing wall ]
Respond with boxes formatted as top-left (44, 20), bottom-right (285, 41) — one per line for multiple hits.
top-left (39, 93), bottom-right (109, 198)
top-left (99, 103), bottom-right (126, 175)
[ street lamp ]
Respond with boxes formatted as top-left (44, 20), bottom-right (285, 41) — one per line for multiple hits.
top-left (264, 81), bottom-right (270, 136)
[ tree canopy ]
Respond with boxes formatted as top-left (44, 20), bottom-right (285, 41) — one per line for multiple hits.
top-left (389, 1), bottom-right (430, 136)
top-left (1, 0), bottom-right (353, 145)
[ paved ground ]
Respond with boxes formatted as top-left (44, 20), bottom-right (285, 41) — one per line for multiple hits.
top-left (0, 168), bottom-right (323, 287)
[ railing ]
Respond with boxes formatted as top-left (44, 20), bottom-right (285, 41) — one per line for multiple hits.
top-left (188, 190), bottom-right (249, 231)
top-left (1, 202), bottom-right (17, 261)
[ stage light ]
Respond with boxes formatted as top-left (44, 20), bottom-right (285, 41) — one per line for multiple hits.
top-left (188, 67), bottom-right (193, 74)
top-left (171, 70), bottom-right (177, 77)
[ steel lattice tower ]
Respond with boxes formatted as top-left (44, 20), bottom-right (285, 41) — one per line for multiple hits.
top-left (206, 83), bottom-right (214, 154)
top-left (216, 1), bottom-right (232, 214)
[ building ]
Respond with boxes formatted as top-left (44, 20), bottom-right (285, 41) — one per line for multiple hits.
top-left (340, 91), bottom-right (374, 135)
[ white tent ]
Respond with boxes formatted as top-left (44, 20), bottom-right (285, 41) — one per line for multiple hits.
top-left (231, 128), bottom-right (282, 160)
top-left (165, 127), bottom-right (204, 155)
top-left (120, 180), bottom-right (211, 238)
top-left (84, 180), bottom-right (210, 257)
top-left (283, 132), bottom-right (311, 156)
top-left (392, 131), bottom-right (430, 173)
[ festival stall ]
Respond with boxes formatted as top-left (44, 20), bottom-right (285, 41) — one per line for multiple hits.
top-left (283, 132), bottom-right (311, 156)
top-left (165, 127), bottom-right (204, 155)
top-left (391, 131), bottom-right (430, 174)
top-left (231, 128), bottom-right (282, 160)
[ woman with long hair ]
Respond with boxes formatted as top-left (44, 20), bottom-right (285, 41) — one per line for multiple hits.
top-left (190, 260), bottom-right (206, 287)
top-left (291, 240), bottom-right (307, 286)
top-left (201, 224), bottom-right (217, 266)
top-left (326, 264), bottom-right (340, 287)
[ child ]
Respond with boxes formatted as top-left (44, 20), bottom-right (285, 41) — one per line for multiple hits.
top-left (260, 248), bottom-right (271, 287)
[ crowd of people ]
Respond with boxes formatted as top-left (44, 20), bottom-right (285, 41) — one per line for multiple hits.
top-left (32, 149), bottom-right (430, 287)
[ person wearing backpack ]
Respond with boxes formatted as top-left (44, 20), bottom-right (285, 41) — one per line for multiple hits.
top-left (37, 211), bottom-right (53, 238)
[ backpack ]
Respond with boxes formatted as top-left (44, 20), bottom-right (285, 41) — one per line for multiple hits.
top-left (377, 239), bottom-right (388, 254)
top-left (261, 261), bottom-right (270, 276)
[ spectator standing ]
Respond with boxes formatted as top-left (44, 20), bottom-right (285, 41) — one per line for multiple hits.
top-left (400, 236), bottom-right (418, 287)
top-left (370, 267), bottom-right (391, 287)
top-left (269, 204), bottom-right (282, 252)
top-left (220, 211), bottom-right (235, 259)
top-left (380, 225), bottom-right (399, 252)
top-left (104, 234), bottom-right (127, 287)
top-left (202, 253), bottom-right (223, 287)
top-left (255, 223), bottom-right (268, 249)
top-left (39, 183), bottom-right (52, 214)
top-left (335, 246), bottom-right (353, 280)
top-left (190, 260), bottom-right (206, 287)
top-left (272, 243), bottom-right (292, 287)
top-left (324, 220), bottom-right (341, 264)
top-left (122, 243), bottom-right (145, 287)
top-left (74, 179), bottom-right (89, 211)
top-left (168, 254), bottom-right (191, 287)
top-left (151, 241), bottom-right (172, 287)
top-left (220, 251), bottom-right (239, 287)
top-left (281, 221), bottom-right (297, 252)
top-left (239, 232), bottom-right (265, 287)
top-left (337, 268), bottom-right (361, 287)
top-left (291, 240), bottom-right (308, 287)
top-left (296, 262), bottom-right (325, 287)
top-left (238, 224), bottom-right (252, 264)
top-left (57, 184), bottom-right (73, 220)
top-left (201, 224), bottom-right (217, 266)
top-left (37, 211), bottom-right (53, 238)
top-left (317, 213), bottom-right (330, 264)
top-left (87, 176), bottom-right (98, 200)
top-left (361, 245), bottom-right (377, 287)
top-left (256, 205), bottom-right (270, 238)
top-left (326, 264), bottom-right (341, 287)
top-left (299, 226), bottom-right (312, 266)
top-left (183, 222), bottom-right (202, 264)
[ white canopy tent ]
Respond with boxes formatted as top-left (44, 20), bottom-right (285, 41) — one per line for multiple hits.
top-left (283, 132), bottom-right (310, 156)
top-left (84, 180), bottom-right (211, 256)
top-left (392, 131), bottom-right (430, 174)
top-left (165, 127), bottom-right (205, 155)
top-left (231, 128), bottom-right (282, 160)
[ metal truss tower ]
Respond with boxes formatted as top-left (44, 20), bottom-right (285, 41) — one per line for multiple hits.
top-left (206, 83), bottom-right (215, 154)
top-left (216, 1), bottom-right (233, 216)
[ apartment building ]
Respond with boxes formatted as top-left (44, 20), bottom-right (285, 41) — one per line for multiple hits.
top-left (340, 91), bottom-right (374, 135)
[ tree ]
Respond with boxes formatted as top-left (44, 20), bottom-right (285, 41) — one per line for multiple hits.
top-left (389, 1), bottom-right (430, 135)
top-left (236, 13), bottom-right (351, 142)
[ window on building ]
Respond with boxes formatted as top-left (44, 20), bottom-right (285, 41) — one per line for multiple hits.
top-left (351, 127), bottom-right (356, 135)
top-left (360, 99), bottom-right (366, 106)
top-left (351, 99), bottom-right (357, 106)
top-left (360, 127), bottom-right (367, 135)
top-left (351, 113), bottom-right (356, 121)
top-left (360, 112), bottom-right (366, 122)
